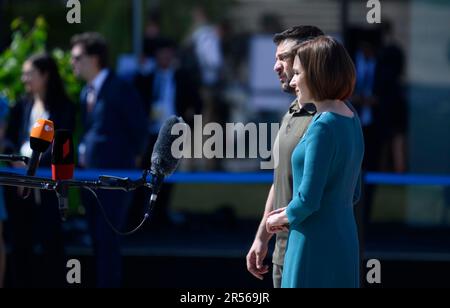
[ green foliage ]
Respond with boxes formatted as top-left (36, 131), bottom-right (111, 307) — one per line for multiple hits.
top-left (0, 16), bottom-right (81, 105)
top-left (52, 48), bottom-right (81, 102)
top-left (0, 16), bottom-right (83, 216)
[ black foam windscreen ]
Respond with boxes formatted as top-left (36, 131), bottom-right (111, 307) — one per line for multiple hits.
top-left (150, 116), bottom-right (186, 177)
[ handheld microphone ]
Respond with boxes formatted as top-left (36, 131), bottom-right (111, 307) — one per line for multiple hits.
top-left (28, 119), bottom-right (55, 175)
top-left (52, 130), bottom-right (75, 221)
top-left (21, 119), bottom-right (54, 198)
top-left (146, 115), bottom-right (186, 216)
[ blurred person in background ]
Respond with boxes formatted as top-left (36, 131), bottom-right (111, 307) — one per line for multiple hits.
top-left (266, 36), bottom-right (363, 288)
top-left (352, 21), bottom-right (408, 232)
top-left (134, 38), bottom-right (202, 228)
top-left (12, 54), bottom-right (76, 156)
top-left (135, 39), bottom-right (202, 127)
top-left (353, 41), bottom-right (379, 170)
top-left (246, 26), bottom-right (324, 288)
top-left (351, 40), bottom-right (379, 232)
top-left (71, 32), bottom-right (147, 288)
top-left (5, 53), bottom-right (76, 287)
top-left (0, 97), bottom-right (11, 288)
top-left (184, 6), bottom-right (223, 170)
top-left (117, 9), bottom-right (164, 82)
top-left (143, 10), bottom-right (164, 60)
top-left (373, 21), bottom-right (408, 174)
top-left (0, 180), bottom-right (5, 288)
top-left (188, 6), bottom-right (223, 91)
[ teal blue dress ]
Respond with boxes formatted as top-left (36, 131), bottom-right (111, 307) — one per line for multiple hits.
top-left (281, 111), bottom-right (364, 288)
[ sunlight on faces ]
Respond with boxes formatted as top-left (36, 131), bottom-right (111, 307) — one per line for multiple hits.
top-left (21, 61), bottom-right (47, 95)
top-left (70, 44), bottom-right (98, 81)
top-left (273, 39), bottom-right (298, 93)
top-left (289, 56), bottom-right (313, 104)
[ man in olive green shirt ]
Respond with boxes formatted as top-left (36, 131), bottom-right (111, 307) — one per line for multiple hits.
top-left (246, 26), bottom-right (324, 288)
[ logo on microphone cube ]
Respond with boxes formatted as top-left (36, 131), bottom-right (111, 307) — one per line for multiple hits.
top-left (66, 259), bottom-right (81, 284)
top-left (63, 139), bottom-right (71, 158)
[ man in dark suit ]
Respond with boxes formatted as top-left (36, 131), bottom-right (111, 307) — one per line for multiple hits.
top-left (71, 32), bottom-right (147, 288)
top-left (133, 38), bottom-right (202, 227)
top-left (134, 38), bottom-right (202, 135)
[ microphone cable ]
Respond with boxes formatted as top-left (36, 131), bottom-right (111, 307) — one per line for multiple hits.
top-left (83, 186), bottom-right (156, 236)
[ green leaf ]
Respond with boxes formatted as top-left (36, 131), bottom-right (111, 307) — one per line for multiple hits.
top-left (35, 16), bottom-right (47, 29)
top-left (10, 17), bottom-right (23, 31)
top-left (1, 16), bottom-right (82, 106)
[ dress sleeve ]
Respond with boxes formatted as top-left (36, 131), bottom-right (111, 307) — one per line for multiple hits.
top-left (286, 119), bottom-right (335, 227)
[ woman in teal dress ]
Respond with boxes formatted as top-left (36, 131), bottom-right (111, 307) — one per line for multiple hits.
top-left (266, 36), bottom-right (364, 288)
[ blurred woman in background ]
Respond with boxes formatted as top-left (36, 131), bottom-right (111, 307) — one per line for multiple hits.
top-left (6, 53), bottom-right (76, 287)
top-left (0, 97), bottom-right (11, 288)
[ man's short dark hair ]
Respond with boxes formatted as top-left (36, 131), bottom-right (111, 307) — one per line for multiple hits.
top-left (71, 32), bottom-right (109, 69)
top-left (155, 37), bottom-right (177, 52)
top-left (273, 26), bottom-right (324, 45)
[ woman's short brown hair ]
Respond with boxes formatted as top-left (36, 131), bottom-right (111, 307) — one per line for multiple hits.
top-left (295, 36), bottom-right (356, 101)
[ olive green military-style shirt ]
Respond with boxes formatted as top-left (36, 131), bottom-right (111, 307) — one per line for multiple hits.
top-left (272, 100), bottom-right (316, 266)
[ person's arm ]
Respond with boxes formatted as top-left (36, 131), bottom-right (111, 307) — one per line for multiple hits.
top-left (246, 184), bottom-right (275, 280)
top-left (256, 184), bottom-right (276, 242)
top-left (120, 84), bottom-right (149, 158)
top-left (286, 121), bottom-right (335, 227)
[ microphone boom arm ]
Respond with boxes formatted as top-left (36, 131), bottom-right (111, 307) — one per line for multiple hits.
top-left (0, 154), bottom-right (30, 165)
top-left (0, 170), bottom-right (160, 235)
top-left (0, 170), bottom-right (155, 192)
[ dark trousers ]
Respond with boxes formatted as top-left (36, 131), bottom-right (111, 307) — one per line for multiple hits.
top-left (82, 189), bottom-right (131, 288)
top-left (361, 124), bottom-right (382, 228)
top-left (5, 188), bottom-right (66, 287)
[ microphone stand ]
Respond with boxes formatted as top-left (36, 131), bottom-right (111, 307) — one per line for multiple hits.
top-left (0, 154), bottom-right (30, 164)
top-left (0, 170), bottom-right (154, 192)
top-left (0, 170), bottom-right (158, 234)
top-left (0, 172), bottom-right (55, 190)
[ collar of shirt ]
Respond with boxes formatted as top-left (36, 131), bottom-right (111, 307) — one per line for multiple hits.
top-left (155, 68), bottom-right (175, 83)
top-left (90, 69), bottom-right (109, 95)
top-left (289, 100), bottom-right (317, 117)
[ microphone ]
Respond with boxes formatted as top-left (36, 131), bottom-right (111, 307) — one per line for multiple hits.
top-left (21, 119), bottom-right (54, 198)
top-left (52, 130), bottom-right (75, 221)
top-left (27, 119), bottom-right (55, 176)
top-left (146, 115), bottom-right (186, 216)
